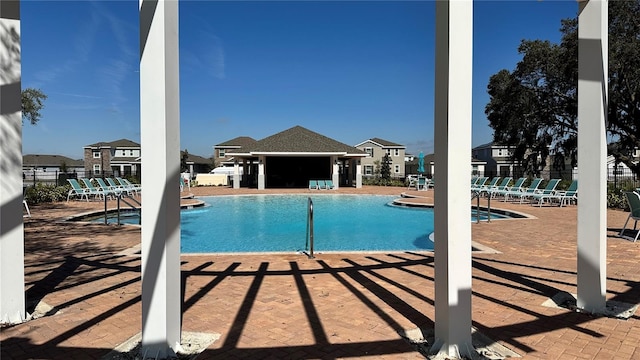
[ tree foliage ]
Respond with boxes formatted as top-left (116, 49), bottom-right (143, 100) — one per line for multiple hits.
top-left (380, 153), bottom-right (391, 183)
top-left (180, 149), bottom-right (190, 172)
top-left (22, 88), bottom-right (48, 125)
top-left (485, 1), bottom-right (640, 175)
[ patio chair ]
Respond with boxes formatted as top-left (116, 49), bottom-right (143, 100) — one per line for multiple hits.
top-left (67, 178), bottom-right (90, 202)
top-left (106, 177), bottom-right (134, 196)
top-left (416, 177), bottom-right (428, 191)
top-left (487, 177), bottom-right (512, 198)
top-left (309, 180), bottom-right (318, 190)
top-left (23, 200), bottom-right (31, 218)
top-left (325, 179), bottom-right (335, 189)
top-left (471, 177), bottom-right (488, 191)
top-left (474, 177), bottom-right (500, 195)
top-left (491, 177), bottom-right (525, 199)
top-left (503, 178), bottom-right (543, 203)
top-left (80, 178), bottom-right (108, 200)
top-left (620, 191), bottom-right (640, 242)
top-left (523, 179), bottom-right (562, 205)
top-left (317, 180), bottom-right (327, 190)
top-left (534, 180), bottom-right (577, 207)
top-left (406, 175), bottom-right (418, 189)
top-left (116, 177), bottom-right (141, 196)
top-left (96, 178), bottom-right (120, 198)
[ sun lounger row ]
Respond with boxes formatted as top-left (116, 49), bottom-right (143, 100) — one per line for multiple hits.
top-left (66, 177), bottom-right (141, 201)
top-left (474, 177), bottom-right (577, 207)
top-left (309, 180), bottom-right (335, 190)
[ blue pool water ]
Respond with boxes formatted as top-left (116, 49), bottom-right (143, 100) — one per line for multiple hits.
top-left (180, 195), bottom-right (434, 253)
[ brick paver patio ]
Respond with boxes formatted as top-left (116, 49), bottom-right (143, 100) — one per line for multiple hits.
top-left (2, 186), bottom-right (640, 359)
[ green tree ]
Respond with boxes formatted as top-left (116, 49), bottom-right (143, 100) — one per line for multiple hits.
top-left (60, 160), bottom-right (68, 174)
top-left (22, 88), bottom-right (48, 125)
top-left (381, 153), bottom-right (391, 184)
top-left (485, 1), bottom-right (640, 175)
top-left (180, 149), bottom-right (189, 172)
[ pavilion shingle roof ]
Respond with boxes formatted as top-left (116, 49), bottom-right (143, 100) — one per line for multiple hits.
top-left (235, 126), bottom-right (367, 155)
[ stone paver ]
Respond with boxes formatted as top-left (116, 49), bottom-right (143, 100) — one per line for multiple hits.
top-left (2, 186), bottom-right (640, 359)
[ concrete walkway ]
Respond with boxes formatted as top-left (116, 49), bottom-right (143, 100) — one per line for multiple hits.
top-left (2, 186), bottom-right (640, 359)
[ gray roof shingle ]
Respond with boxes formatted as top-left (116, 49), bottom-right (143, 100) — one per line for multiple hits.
top-left (85, 139), bottom-right (140, 148)
top-left (233, 126), bottom-right (367, 155)
top-left (23, 154), bottom-right (83, 167)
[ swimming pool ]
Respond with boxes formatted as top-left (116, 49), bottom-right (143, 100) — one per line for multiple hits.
top-left (181, 194), bottom-right (434, 253)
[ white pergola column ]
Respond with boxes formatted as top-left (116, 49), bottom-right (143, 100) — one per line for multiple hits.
top-left (355, 162), bottom-right (362, 188)
top-left (576, 0), bottom-right (607, 313)
top-left (430, 0), bottom-right (475, 358)
top-left (139, 0), bottom-right (181, 357)
top-left (332, 162), bottom-right (339, 189)
top-left (0, 0), bottom-right (26, 325)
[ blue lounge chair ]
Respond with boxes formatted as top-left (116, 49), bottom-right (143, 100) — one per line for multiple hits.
top-left (522, 179), bottom-right (561, 205)
top-left (317, 180), bottom-right (327, 190)
top-left (534, 180), bottom-right (577, 207)
top-left (325, 179), bottom-right (335, 190)
top-left (96, 177), bottom-right (120, 198)
top-left (474, 177), bottom-right (500, 195)
top-left (487, 177), bottom-right (512, 198)
top-left (107, 177), bottom-right (134, 196)
top-left (309, 180), bottom-right (318, 190)
top-left (492, 177), bottom-right (526, 199)
top-left (67, 178), bottom-right (89, 202)
top-left (116, 177), bottom-right (141, 196)
top-left (503, 178), bottom-right (543, 203)
top-left (80, 178), bottom-right (108, 200)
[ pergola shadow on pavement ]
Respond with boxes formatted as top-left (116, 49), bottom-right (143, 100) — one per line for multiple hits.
top-left (4, 194), bottom-right (640, 359)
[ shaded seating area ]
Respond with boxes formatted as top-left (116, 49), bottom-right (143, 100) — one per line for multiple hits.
top-left (308, 179), bottom-right (335, 190)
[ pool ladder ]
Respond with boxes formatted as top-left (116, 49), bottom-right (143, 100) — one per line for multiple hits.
top-left (471, 190), bottom-right (491, 223)
top-left (103, 190), bottom-right (141, 225)
top-left (305, 197), bottom-right (315, 258)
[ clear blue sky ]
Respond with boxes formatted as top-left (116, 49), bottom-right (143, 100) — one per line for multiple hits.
top-left (21, 0), bottom-right (578, 160)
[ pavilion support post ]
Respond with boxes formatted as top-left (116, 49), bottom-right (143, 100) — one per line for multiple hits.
top-left (139, 0), bottom-right (182, 357)
top-left (0, 0), bottom-right (26, 325)
top-left (355, 163), bottom-right (362, 188)
top-left (430, 0), bottom-right (475, 358)
top-left (258, 160), bottom-right (265, 190)
top-left (233, 162), bottom-right (240, 189)
top-left (576, 0), bottom-right (607, 313)
top-left (332, 162), bottom-right (339, 189)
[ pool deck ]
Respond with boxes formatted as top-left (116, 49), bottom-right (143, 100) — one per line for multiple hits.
top-left (3, 185), bottom-right (640, 359)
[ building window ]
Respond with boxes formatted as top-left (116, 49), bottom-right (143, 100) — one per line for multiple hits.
top-left (364, 165), bottom-right (373, 175)
top-left (394, 149), bottom-right (399, 156)
top-left (394, 165), bottom-right (400, 173)
top-left (129, 150), bottom-right (134, 156)
top-left (219, 149), bottom-right (225, 158)
top-left (93, 164), bottom-right (101, 175)
top-left (93, 151), bottom-right (101, 159)
top-left (364, 147), bottom-right (373, 157)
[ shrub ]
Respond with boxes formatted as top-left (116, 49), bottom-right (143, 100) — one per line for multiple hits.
top-left (362, 178), bottom-right (405, 187)
top-left (25, 183), bottom-right (69, 204)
